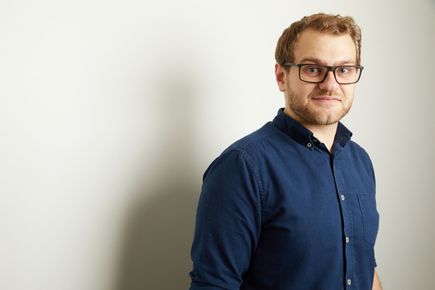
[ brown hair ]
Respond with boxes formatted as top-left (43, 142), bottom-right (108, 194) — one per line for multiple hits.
top-left (275, 13), bottom-right (362, 66)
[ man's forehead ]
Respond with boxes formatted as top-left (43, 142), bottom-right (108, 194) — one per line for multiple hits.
top-left (295, 29), bottom-right (354, 46)
top-left (298, 57), bottom-right (357, 66)
top-left (293, 30), bottom-right (357, 63)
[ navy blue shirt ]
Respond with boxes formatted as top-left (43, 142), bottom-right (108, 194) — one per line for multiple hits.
top-left (190, 109), bottom-right (379, 290)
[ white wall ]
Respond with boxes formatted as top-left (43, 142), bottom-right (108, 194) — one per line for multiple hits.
top-left (1, 1), bottom-right (434, 289)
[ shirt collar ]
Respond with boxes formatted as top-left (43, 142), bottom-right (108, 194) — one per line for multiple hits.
top-left (272, 108), bottom-right (353, 149)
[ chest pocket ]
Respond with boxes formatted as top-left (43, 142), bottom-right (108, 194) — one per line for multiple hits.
top-left (357, 193), bottom-right (379, 245)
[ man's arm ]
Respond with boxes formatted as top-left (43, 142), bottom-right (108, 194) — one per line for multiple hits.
top-left (372, 270), bottom-right (382, 290)
top-left (189, 150), bottom-right (262, 289)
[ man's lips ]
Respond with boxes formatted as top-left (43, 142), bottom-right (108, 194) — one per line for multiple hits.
top-left (311, 95), bottom-right (342, 102)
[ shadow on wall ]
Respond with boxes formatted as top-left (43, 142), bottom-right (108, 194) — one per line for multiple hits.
top-left (114, 71), bottom-right (202, 290)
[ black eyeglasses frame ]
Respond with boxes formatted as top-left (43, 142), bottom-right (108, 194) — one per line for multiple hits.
top-left (283, 62), bottom-right (364, 85)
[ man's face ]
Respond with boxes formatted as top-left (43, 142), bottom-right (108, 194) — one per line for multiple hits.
top-left (276, 29), bottom-right (358, 126)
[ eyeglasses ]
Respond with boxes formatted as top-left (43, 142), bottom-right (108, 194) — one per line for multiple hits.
top-left (284, 63), bottom-right (364, 85)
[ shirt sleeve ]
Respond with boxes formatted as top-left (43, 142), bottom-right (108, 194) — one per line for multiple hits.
top-left (189, 149), bottom-right (263, 290)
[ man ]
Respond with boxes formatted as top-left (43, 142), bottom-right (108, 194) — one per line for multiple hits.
top-left (190, 13), bottom-right (381, 290)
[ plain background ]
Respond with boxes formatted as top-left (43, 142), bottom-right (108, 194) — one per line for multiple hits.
top-left (1, 0), bottom-right (434, 289)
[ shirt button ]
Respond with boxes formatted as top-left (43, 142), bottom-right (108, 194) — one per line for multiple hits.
top-left (347, 279), bottom-right (352, 286)
top-left (340, 194), bottom-right (345, 201)
top-left (307, 142), bottom-right (313, 148)
top-left (346, 237), bottom-right (350, 243)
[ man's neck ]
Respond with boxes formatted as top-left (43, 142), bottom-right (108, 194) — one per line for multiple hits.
top-left (284, 108), bottom-right (338, 152)
top-left (303, 123), bottom-right (338, 152)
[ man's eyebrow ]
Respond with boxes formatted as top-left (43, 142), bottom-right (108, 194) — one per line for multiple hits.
top-left (299, 57), bottom-right (357, 65)
top-left (299, 57), bottom-right (325, 64)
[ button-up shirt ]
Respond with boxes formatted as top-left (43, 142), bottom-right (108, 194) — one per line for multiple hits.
top-left (190, 108), bottom-right (379, 290)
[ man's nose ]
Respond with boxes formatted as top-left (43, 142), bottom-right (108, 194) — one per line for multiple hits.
top-left (318, 71), bottom-right (339, 91)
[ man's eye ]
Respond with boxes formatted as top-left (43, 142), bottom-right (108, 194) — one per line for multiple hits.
top-left (337, 67), bottom-right (355, 74)
top-left (338, 67), bottom-right (347, 73)
top-left (304, 66), bottom-right (321, 73)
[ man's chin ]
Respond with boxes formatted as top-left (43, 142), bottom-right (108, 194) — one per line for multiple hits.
top-left (296, 110), bottom-right (344, 126)
top-left (310, 117), bottom-right (340, 126)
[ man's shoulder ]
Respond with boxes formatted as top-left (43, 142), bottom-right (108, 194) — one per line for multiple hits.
top-left (223, 121), bottom-right (280, 156)
top-left (202, 122), bottom-right (281, 180)
top-left (345, 140), bottom-right (375, 176)
top-left (205, 121), bottom-right (282, 170)
top-left (347, 139), bottom-right (372, 159)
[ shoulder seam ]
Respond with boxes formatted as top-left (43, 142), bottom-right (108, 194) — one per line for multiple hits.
top-left (229, 149), bottom-right (266, 225)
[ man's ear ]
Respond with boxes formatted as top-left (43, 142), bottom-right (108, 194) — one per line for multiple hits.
top-left (275, 64), bottom-right (287, 92)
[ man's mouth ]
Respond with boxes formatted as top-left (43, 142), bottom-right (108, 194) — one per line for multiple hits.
top-left (311, 95), bottom-right (342, 102)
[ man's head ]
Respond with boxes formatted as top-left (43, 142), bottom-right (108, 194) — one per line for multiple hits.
top-left (275, 13), bottom-right (363, 126)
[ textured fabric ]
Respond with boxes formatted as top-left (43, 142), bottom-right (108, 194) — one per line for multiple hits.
top-left (190, 108), bottom-right (379, 290)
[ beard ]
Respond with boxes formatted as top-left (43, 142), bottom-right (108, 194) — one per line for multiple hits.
top-left (287, 88), bottom-right (353, 126)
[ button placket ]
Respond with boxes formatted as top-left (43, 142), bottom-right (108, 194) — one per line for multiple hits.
top-left (332, 156), bottom-right (355, 289)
